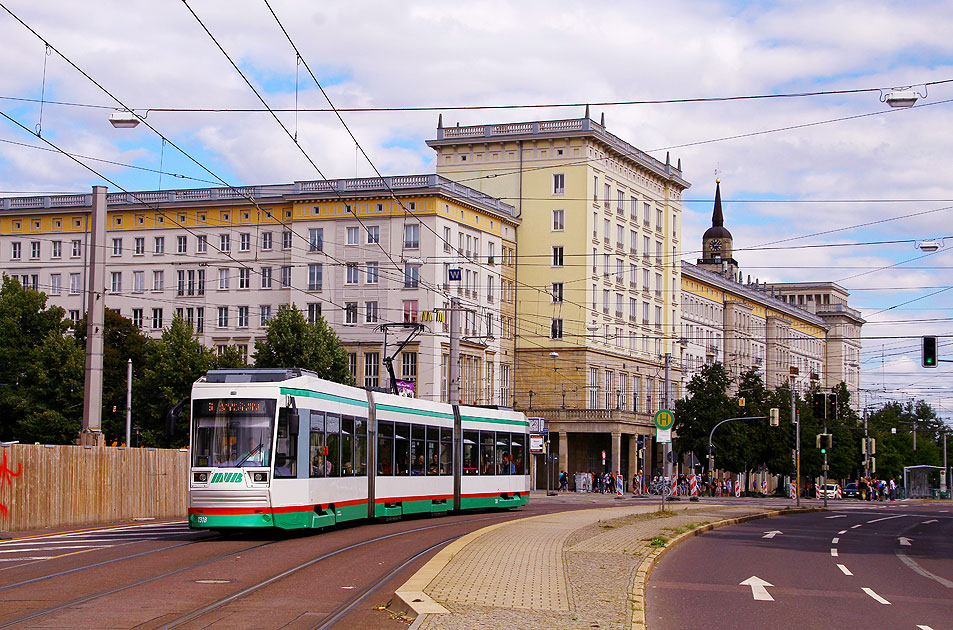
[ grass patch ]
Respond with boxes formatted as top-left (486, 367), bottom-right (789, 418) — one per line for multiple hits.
top-left (596, 509), bottom-right (678, 529)
top-left (649, 535), bottom-right (667, 548)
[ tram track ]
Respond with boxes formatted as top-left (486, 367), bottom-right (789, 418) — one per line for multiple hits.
top-left (158, 512), bottom-right (516, 630)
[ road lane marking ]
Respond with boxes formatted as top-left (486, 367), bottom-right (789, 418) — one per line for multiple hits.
top-left (762, 530), bottom-right (782, 539)
top-left (825, 514), bottom-right (847, 519)
top-left (921, 519), bottom-right (938, 524)
top-left (837, 564), bottom-right (853, 576)
top-left (0, 557), bottom-right (55, 562)
top-left (898, 537), bottom-right (913, 546)
top-left (838, 529), bottom-right (847, 534)
top-left (918, 625), bottom-right (935, 629)
top-left (831, 537), bottom-right (840, 544)
top-left (851, 524), bottom-right (863, 529)
top-left (740, 576), bottom-right (774, 601)
top-left (861, 587), bottom-right (891, 604)
top-left (831, 549), bottom-right (838, 557)
top-left (896, 552), bottom-right (953, 588)
top-left (0, 546), bottom-right (107, 553)
top-left (868, 515), bottom-right (905, 523)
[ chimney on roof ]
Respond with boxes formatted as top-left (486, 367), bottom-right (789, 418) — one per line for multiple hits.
top-left (585, 104), bottom-right (590, 120)
top-left (600, 112), bottom-right (605, 126)
top-left (437, 114), bottom-right (443, 129)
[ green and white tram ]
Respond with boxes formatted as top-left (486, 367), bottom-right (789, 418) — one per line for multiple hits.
top-left (188, 368), bottom-right (530, 530)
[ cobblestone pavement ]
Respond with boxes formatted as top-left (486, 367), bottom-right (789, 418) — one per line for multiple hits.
top-left (410, 501), bottom-right (771, 630)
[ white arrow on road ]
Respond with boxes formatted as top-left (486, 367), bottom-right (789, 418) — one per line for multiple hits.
top-left (762, 530), bottom-right (783, 539)
top-left (740, 576), bottom-right (775, 601)
top-left (898, 537), bottom-right (913, 546)
top-left (921, 519), bottom-right (938, 524)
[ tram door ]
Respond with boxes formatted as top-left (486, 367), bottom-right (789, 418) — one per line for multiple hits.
top-left (275, 407), bottom-right (299, 478)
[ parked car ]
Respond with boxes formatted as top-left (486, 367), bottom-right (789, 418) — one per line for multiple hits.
top-left (842, 482), bottom-right (859, 498)
top-left (817, 483), bottom-right (842, 499)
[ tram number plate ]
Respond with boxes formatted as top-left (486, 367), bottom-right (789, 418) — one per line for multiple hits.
top-left (196, 516), bottom-right (208, 524)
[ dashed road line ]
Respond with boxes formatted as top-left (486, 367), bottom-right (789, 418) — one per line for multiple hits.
top-left (837, 564), bottom-right (853, 576)
top-left (917, 625), bottom-right (935, 629)
top-left (830, 548), bottom-right (838, 557)
top-left (825, 514), bottom-right (847, 519)
top-left (838, 529), bottom-right (847, 534)
top-left (867, 515), bottom-right (905, 524)
top-left (851, 524), bottom-right (863, 529)
top-left (921, 519), bottom-right (938, 524)
top-left (831, 537), bottom-right (839, 544)
top-left (862, 587), bottom-right (891, 604)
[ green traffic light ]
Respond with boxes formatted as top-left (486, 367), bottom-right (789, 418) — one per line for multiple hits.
top-left (820, 448), bottom-right (826, 454)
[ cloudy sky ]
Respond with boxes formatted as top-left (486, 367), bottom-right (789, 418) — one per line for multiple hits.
top-left (2, 1), bottom-right (952, 414)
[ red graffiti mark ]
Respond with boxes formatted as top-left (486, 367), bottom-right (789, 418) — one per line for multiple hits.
top-left (0, 451), bottom-right (23, 517)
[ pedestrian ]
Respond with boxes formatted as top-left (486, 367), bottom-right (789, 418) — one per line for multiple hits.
top-left (889, 478), bottom-right (896, 500)
top-left (559, 470), bottom-right (568, 492)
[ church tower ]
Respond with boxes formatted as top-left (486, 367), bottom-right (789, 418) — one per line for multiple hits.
top-left (697, 180), bottom-right (739, 280)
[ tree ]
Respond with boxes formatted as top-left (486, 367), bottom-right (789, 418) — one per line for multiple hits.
top-left (673, 363), bottom-right (741, 472)
top-left (0, 276), bottom-right (82, 443)
top-left (213, 344), bottom-right (248, 369)
top-left (138, 314), bottom-right (216, 447)
top-left (254, 306), bottom-right (353, 384)
top-left (74, 309), bottom-right (151, 445)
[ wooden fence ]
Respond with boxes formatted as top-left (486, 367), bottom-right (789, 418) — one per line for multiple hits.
top-left (0, 444), bottom-right (189, 532)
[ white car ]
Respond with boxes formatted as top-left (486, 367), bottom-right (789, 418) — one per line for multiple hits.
top-left (817, 483), bottom-right (841, 499)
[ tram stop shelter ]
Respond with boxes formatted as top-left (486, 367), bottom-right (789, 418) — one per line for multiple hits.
top-left (903, 465), bottom-right (948, 499)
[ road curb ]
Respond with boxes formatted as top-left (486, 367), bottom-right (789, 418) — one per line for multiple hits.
top-left (630, 506), bottom-right (824, 629)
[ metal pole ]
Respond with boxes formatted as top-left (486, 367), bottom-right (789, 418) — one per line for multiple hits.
top-left (126, 358), bottom-right (133, 447)
top-left (823, 407), bottom-right (829, 509)
top-left (80, 186), bottom-right (107, 447)
top-left (791, 374), bottom-right (800, 508)
top-left (662, 353), bottom-right (671, 510)
top-left (863, 407), bottom-right (869, 479)
top-left (449, 296), bottom-right (460, 404)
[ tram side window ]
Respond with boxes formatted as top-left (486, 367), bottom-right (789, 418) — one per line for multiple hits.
top-left (496, 432), bottom-right (510, 475)
top-left (377, 421), bottom-right (394, 475)
top-left (354, 418), bottom-right (367, 476)
top-left (511, 433), bottom-right (526, 474)
top-left (275, 407), bottom-right (298, 478)
top-left (395, 422), bottom-right (410, 475)
top-left (426, 426), bottom-right (440, 475)
top-left (440, 428), bottom-right (452, 475)
top-left (411, 425), bottom-right (426, 475)
top-left (463, 431), bottom-right (479, 475)
top-left (326, 413), bottom-right (340, 477)
top-left (309, 411), bottom-right (326, 478)
top-left (480, 432), bottom-right (495, 475)
top-left (341, 416), bottom-right (354, 476)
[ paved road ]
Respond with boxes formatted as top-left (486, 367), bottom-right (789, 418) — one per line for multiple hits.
top-left (647, 501), bottom-right (953, 630)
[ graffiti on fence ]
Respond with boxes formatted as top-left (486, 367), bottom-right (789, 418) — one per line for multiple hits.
top-left (0, 450), bottom-right (23, 517)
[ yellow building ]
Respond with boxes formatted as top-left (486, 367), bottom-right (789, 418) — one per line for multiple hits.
top-left (428, 113), bottom-right (690, 482)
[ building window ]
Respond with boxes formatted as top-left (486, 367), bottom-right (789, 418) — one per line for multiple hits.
top-left (365, 301), bottom-right (379, 323)
top-left (196, 235), bottom-right (207, 253)
top-left (237, 306), bottom-right (249, 328)
top-left (218, 268), bottom-right (229, 290)
top-left (443, 226), bottom-right (452, 252)
top-left (261, 232), bottom-right (272, 250)
top-left (69, 273), bottom-right (81, 294)
top-left (154, 236), bottom-right (165, 254)
top-left (261, 267), bottom-right (272, 289)
top-left (367, 225), bottom-right (380, 244)
top-left (364, 352), bottom-right (380, 389)
top-left (239, 267), bottom-right (250, 289)
top-left (617, 190), bottom-right (625, 212)
top-left (110, 272), bottom-right (122, 293)
top-left (551, 318), bottom-right (563, 339)
top-left (552, 282), bottom-right (564, 303)
top-left (219, 234), bottom-right (230, 253)
top-left (308, 263), bottom-right (323, 291)
top-left (112, 238), bottom-right (122, 256)
top-left (552, 246), bottom-right (564, 267)
top-left (282, 230), bottom-right (292, 250)
top-left (344, 302), bottom-right (358, 324)
top-left (197, 307), bottom-right (204, 332)
top-left (402, 300), bottom-right (418, 323)
top-left (152, 270), bottom-right (164, 291)
top-left (50, 274), bottom-right (61, 295)
top-left (552, 209), bottom-right (564, 231)
top-left (71, 240), bottom-right (82, 258)
top-left (239, 233), bottom-right (250, 252)
top-left (51, 240), bottom-right (62, 258)
top-left (132, 308), bottom-right (143, 329)
top-left (553, 173), bottom-right (565, 195)
top-left (309, 228), bottom-right (324, 252)
top-left (177, 270), bottom-right (185, 296)
top-left (346, 226), bottom-right (359, 245)
top-left (280, 266), bottom-right (292, 288)
top-left (588, 367), bottom-right (598, 409)
top-left (11, 242), bottom-right (21, 260)
top-left (307, 303), bottom-right (321, 323)
top-left (260, 305), bottom-right (272, 326)
top-left (152, 308), bottom-right (163, 330)
top-left (217, 307), bottom-right (228, 328)
top-left (178, 235), bottom-right (188, 254)
top-left (401, 352), bottom-right (417, 382)
top-left (346, 263), bottom-right (360, 285)
top-left (403, 224), bottom-right (420, 248)
top-left (404, 263), bottom-right (419, 288)
top-left (366, 261), bottom-right (379, 284)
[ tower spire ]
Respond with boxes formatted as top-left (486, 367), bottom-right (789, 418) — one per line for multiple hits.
top-left (712, 179), bottom-right (724, 227)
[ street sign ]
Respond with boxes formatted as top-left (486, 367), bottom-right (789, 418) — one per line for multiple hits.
top-left (654, 409), bottom-right (675, 431)
top-left (528, 418), bottom-right (545, 433)
top-left (448, 268), bottom-right (462, 282)
top-left (656, 427), bottom-right (672, 443)
top-left (529, 434), bottom-right (544, 454)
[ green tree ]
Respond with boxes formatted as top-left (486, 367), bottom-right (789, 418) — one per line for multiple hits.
top-left (213, 344), bottom-right (248, 369)
top-left (673, 363), bottom-right (741, 472)
top-left (138, 315), bottom-right (216, 447)
top-left (254, 305), bottom-right (353, 384)
top-left (74, 308), bottom-right (151, 445)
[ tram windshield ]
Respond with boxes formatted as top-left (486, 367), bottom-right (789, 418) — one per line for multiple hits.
top-left (191, 398), bottom-right (277, 468)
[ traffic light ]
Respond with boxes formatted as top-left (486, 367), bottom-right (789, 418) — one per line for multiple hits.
top-left (869, 457), bottom-right (876, 473)
top-left (861, 438), bottom-right (876, 455)
top-left (827, 393), bottom-right (837, 420)
top-left (812, 393), bottom-right (826, 419)
top-left (922, 336), bottom-right (937, 368)
top-left (869, 438), bottom-right (875, 454)
top-left (769, 408), bottom-right (779, 426)
top-left (816, 433), bottom-right (832, 454)
top-left (789, 422), bottom-right (798, 449)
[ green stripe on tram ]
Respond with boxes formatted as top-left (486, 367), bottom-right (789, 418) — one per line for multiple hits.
top-left (375, 403), bottom-right (453, 420)
top-left (280, 387), bottom-right (368, 408)
top-left (460, 415), bottom-right (528, 427)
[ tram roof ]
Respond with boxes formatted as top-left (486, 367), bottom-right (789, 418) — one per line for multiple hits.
top-left (204, 368), bottom-right (317, 383)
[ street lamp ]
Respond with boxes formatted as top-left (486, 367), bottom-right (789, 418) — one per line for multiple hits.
top-left (917, 239), bottom-right (943, 253)
top-left (883, 86), bottom-right (925, 108)
top-left (108, 110), bottom-right (142, 129)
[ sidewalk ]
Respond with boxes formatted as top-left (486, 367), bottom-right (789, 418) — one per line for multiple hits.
top-left (397, 493), bottom-right (778, 630)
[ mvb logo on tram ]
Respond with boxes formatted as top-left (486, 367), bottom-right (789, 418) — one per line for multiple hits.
top-left (210, 472), bottom-right (244, 483)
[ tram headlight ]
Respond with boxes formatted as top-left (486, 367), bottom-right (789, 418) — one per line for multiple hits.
top-left (253, 472), bottom-right (268, 483)
top-left (193, 472), bottom-right (209, 483)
